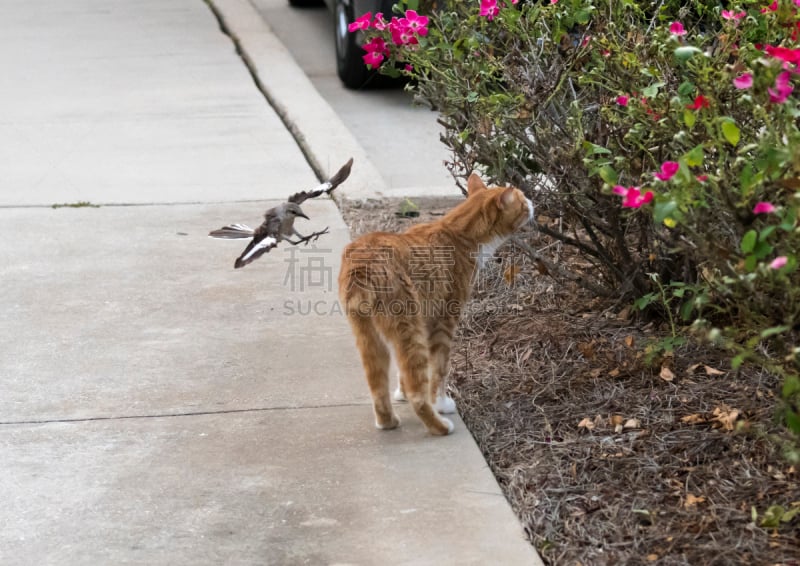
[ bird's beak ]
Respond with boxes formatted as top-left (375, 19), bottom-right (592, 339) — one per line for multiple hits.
top-left (297, 211), bottom-right (310, 220)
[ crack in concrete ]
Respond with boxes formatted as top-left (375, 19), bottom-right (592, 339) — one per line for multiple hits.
top-left (0, 401), bottom-right (371, 427)
top-left (204, 0), bottom-right (327, 184)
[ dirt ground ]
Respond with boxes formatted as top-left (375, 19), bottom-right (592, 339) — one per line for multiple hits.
top-left (338, 196), bottom-right (800, 566)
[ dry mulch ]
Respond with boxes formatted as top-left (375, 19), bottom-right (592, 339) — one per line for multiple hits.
top-left (339, 196), bottom-right (800, 566)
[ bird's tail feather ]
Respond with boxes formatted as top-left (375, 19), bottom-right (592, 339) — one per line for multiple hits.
top-left (208, 223), bottom-right (254, 239)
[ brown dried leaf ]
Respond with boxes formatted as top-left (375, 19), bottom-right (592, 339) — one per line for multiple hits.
top-left (624, 335), bottom-right (635, 348)
top-left (681, 414), bottom-right (706, 425)
top-left (687, 363), bottom-right (701, 373)
top-left (610, 414), bottom-right (625, 426)
top-left (684, 493), bottom-right (706, 508)
top-left (578, 417), bottom-right (595, 430)
top-left (578, 342), bottom-right (595, 360)
top-left (503, 265), bottom-right (521, 285)
top-left (712, 405), bottom-right (740, 431)
top-left (624, 418), bottom-right (641, 429)
top-left (704, 365), bottom-right (725, 376)
top-left (647, 554), bottom-right (659, 562)
top-left (660, 366), bottom-right (675, 381)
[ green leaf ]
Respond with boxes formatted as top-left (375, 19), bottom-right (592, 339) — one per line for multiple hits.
top-left (783, 375), bottom-right (800, 398)
top-left (732, 354), bottom-right (745, 370)
top-left (634, 293), bottom-right (657, 310)
top-left (678, 81), bottom-right (695, 97)
top-left (760, 225), bottom-right (777, 240)
top-left (642, 81), bottom-right (664, 98)
top-left (761, 325), bottom-right (790, 339)
top-left (583, 141), bottom-right (611, 155)
top-left (782, 505), bottom-right (800, 522)
top-left (685, 144), bottom-right (704, 167)
top-left (674, 46), bottom-right (702, 62)
top-left (785, 409), bottom-right (800, 435)
top-left (466, 91), bottom-right (479, 103)
top-left (680, 299), bottom-right (695, 321)
top-left (683, 109), bottom-right (696, 128)
top-left (654, 200), bottom-right (677, 224)
top-left (761, 505), bottom-right (784, 528)
top-left (753, 240), bottom-right (774, 259)
top-left (740, 230), bottom-right (757, 254)
top-left (721, 119), bottom-right (741, 146)
top-left (745, 254), bottom-right (758, 272)
top-left (599, 165), bottom-right (618, 185)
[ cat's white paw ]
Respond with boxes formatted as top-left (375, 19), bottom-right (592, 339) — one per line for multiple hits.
top-left (375, 416), bottom-right (400, 430)
top-left (434, 395), bottom-right (457, 414)
top-left (441, 417), bottom-right (455, 434)
top-left (393, 385), bottom-right (407, 402)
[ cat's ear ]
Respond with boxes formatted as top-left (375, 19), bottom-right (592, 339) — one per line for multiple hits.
top-left (467, 173), bottom-right (488, 197)
top-left (495, 187), bottom-right (517, 209)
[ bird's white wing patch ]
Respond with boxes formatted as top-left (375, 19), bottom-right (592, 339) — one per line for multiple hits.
top-left (241, 236), bottom-right (277, 262)
top-left (314, 181), bottom-right (333, 194)
top-left (230, 223), bottom-right (253, 232)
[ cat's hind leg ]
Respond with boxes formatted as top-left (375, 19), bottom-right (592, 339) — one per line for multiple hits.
top-left (429, 318), bottom-right (457, 415)
top-left (387, 317), bottom-right (454, 436)
top-left (392, 370), bottom-right (407, 402)
top-left (348, 313), bottom-right (399, 430)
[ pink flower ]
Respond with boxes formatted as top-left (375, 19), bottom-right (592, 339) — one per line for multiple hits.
top-left (362, 37), bottom-right (388, 55)
top-left (480, 0), bottom-right (500, 20)
top-left (733, 73), bottom-right (753, 89)
top-left (616, 95), bottom-right (629, 106)
top-left (761, 1), bottom-right (778, 13)
top-left (550, 0), bottom-right (558, 4)
top-left (581, 35), bottom-right (591, 47)
top-left (753, 201), bottom-right (777, 214)
top-left (686, 95), bottom-right (710, 110)
top-left (769, 256), bottom-right (788, 269)
top-left (669, 22), bottom-right (687, 36)
top-left (765, 45), bottom-right (800, 65)
top-left (722, 10), bottom-right (747, 21)
top-left (768, 71), bottom-right (794, 104)
top-left (390, 20), bottom-right (418, 46)
top-left (372, 13), bottom-right (387, 31)
top-left (403, 10), bottom-right (429, 36)
top-left (348, 12), bottom-right (372, 33)
top-left (613, 185), bottom-right (654, 208)
top-left (654, 161), bottom-right (680, 181)
top-left (404, 64), bottom-right (413, 72)
top-left (362, 51), bottom-right (384, 68)
top-left (362, 37), bottom-right (389, 67)
top-left (696, 175), bottom-right (708, 182)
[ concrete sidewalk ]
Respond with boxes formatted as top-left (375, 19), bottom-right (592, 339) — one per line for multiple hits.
top-left (0, 1), bottom-right (542, 564)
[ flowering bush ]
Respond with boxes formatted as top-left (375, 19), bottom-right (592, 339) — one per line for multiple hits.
top-left (356, 0), bottom-right (800, 436)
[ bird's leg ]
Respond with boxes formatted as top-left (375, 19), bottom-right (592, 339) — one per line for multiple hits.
top-left (286, 227), bottom-right (330, 246)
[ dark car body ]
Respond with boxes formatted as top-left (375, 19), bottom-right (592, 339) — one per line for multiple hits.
top-left (324, 0), bottom-right (397, 89)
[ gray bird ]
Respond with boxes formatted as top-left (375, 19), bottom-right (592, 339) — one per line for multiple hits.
top-left (209, 158), bottom-right (353, 269)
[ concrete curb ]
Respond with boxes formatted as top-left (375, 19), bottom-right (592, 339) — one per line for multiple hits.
top-left (208, 0), bottom-right (388, 201)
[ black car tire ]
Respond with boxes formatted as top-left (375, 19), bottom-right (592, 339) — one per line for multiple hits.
top-left (334, 0), bottom-right (374, 89)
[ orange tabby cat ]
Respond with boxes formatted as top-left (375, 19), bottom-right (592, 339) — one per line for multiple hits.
top-left (338, 173), bottom-right (533, 436)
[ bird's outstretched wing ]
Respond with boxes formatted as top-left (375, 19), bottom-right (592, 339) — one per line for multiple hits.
top-left (289, 158), bottom-right (353, 204)
top-left (208, 223), bottom-right (254, 239)
top-left (233, 210), bottom-right (283, 269)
